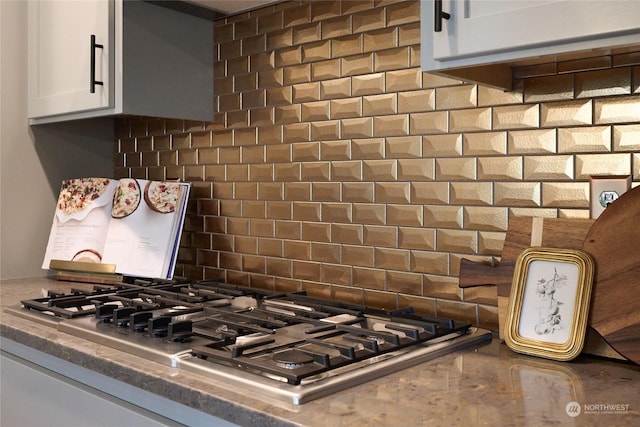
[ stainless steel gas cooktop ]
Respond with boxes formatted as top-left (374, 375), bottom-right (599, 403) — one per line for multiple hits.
top-left (7, 278), bottom-right (492, 405)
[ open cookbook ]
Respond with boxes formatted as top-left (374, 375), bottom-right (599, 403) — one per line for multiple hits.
top-left (42, 177), bottom-right (190, 279)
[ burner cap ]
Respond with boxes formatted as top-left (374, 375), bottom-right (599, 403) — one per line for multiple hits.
top-left (272, 349), bottom-right (315, 369)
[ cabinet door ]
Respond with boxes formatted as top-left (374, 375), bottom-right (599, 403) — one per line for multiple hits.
top-left (423, 0), bottom-right (640, 69)
top-left (28, 0), bottom-right (113, 118)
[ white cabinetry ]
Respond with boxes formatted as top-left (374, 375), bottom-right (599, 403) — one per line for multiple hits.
top-left (421, 0), bottom-right (640, 89)
top-left (28, 0), bottom-right (213, 124)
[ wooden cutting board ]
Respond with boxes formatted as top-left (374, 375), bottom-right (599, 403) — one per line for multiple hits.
top-left (459, 217), bottom-right (595, 339)
top-left (582, 186), bottom-right (640, 365)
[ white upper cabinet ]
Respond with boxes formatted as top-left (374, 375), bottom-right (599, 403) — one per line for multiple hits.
top-left (28, 0), bottom-right (213, 124)
top-left (421, 0), bottom-right (640, 88)
top-left (28, 1), bottom-right (113, 118)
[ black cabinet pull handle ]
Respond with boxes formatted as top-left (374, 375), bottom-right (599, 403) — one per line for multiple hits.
top-left (90, 34), bottom-right (104, 93)
top-left (434, 0), bottom-right (451, 32)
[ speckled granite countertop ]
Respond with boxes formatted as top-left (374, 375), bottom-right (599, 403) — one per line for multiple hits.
top-left (2, 277), bottom-right (639, 426)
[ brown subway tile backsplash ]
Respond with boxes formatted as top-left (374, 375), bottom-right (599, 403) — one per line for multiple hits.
top-left (115, 0), bottom-right (640, 332)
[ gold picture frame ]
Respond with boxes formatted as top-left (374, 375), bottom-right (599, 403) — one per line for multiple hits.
top-left (504, 247), bottom-right (594, 361)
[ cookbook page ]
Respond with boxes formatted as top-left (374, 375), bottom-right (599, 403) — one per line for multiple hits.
top-left (101, 179), bottom-right (189, 278)
top-left (42, 178), bottom-right (119, 269)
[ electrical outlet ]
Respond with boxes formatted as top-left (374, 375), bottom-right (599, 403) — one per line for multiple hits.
top-left (589, 175), bottom-right (631, 219)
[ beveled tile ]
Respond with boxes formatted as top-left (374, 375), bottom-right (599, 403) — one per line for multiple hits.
top-left (494, 182), bottom-right (541, 207)
top-left (558, 126), bottom-right (611, 153)
top-left (250, 218), bottom-right (274, 237)
top-left (399, 21), bottom-right (420, 47)
top-left (423, 134), bottom-right (462, 156)
top-left (398, 227), bottom-right (435, 250)
top-left (363, 27), bottom-right (397, 53)
top-left (363, 225), bottom-right (397, 247)
top-left (375, 182), bottom-right (410, 203)
top-left (283, 3), bottom-right (310, 28)
top-left (284, 63), bottom-right (311, 85)
top-left (274, 161), bottom-right (302, 180)
top-left (265, 143), bottom-right (291, 163)
top-left (435, 157), bottom-right (476, 180)
top-left (594, 97), bottom-right (640, 124)
top-left (331, 160), bottom-right (362, 181)
top-left (353, 267), bottom-right (385, 290)
top-left (267, 86), bottom-right (293, 106)
top-left (387, 204), bottom-right (423, 227)
top-left (311, 182), bottom-right (341, 201)
top-left (363, 93), bottom-right (397, 116)
top-left (321, 77), bottom-right (352, 99)
top-left (275, 46), bottom-right (302, 67)
top-left (275, 220), bottom-right (301, 239)
top-left (575, 153), bottom-right (631, 179)
top-left (386, 0), bottom-right (420, 25)
top-left (266, 257), bottom-right (292, 277)
top-left (478, 85), bottom-right (523, 107)
top-left (507, 129), bottom-right (557, 154)
top-left (331, 34), bottom-right (363, 58)
top-left (213, 182), bottom-right (233, 199)
top-left (385, 270), bottom-right (421, 296)
top-left (259, 182), bottom-right (283, 200)
top-left (374, 47), bottom-right (411, 72)
top-left (311, 59), bottom-right (341, 80)
top-left (558, 56), bottom-right (611, 73)
top-left (331, 223), bottom-right (364, 245)
top-left (292, 260), bottom-right (322, 281)
top-left (450, 182), bottom-right (493, 205)
top-left (524, 74), bottom-right (574, 103)
top-left (464, 206), bottom-right (508, 231)
top-left (321, 263), bottom-right (351, 285)
top-left (422, 72), bottom-right (462, 88)
top-left (284, 240), bottom-right (311, 260)
top-left (257, 69), bottom-right (284, 89)
top-left (436, 85), bottom-right (477, 110)
top-left (613, 124), bottom-right (640, 151)
top-left (311, 121), bottom-right (341, 140)
top-left (397, 158), bottom-right (435, 181)
top-left (410, 251), bottom-right (448, 275)
top-left (424, 206), bottom-right (463, 228)
top-left (242, 33), bottom-right (266, 56)
top-left (235, 182), bottom-right (257, 200)
top-left (284, 182), bottom-right (311, 201)
top-left (353, 203), bottom-right (386, 225)
top-left (321, 15), bottom-right (352, 39)
top-left (342, 182), bottom-right (374, 202)
top-left (449, 108), bottom-right (491, 132)
top-left (463, 132), bottom-right (507, 156)
top-left (292, 82), bottom-right (321, 103)
top-left (352, 138), bottom-right (384, 159)
top-left (411, 182), bottom-right (449, 204)
top-left (226, 164), bottom-right (249, 181)
top-left (293, 202), bottom-right (322, 221)
top-left (375, 248), bottom-right (410, 270)
top-left (541, 99), bottom-right (592, 127)
top-left (524, 155), bottom-right (574, 180)
top-left (374, 115), bottom-right (409, 138)
top-left (435, 229), bottom-right (477, 253)
top-left (386, 68), bottom-right (422, 92)
top-left (363, 159), bottom-right (397, 181)
top-left (342, 245), bottom-right (374, 267)
top-left (266, 201), bottom-right (292, 219)
top-left (410, 111), bottom-right (448, 134)
top-left (352, 7), bottom-right (385, 33)
top-left (302, 222), bottom-right (331, 242)
top-left (342, 117), bottom-right (373, 138)
top-left (477, 156), bottom-right (523, 180)
top-left (292, 141), bottom-right (320, 162)
top-left (234, 72), bottom-right (258, 93)
top-left (294, 22), bottom-right (321, 45)
top-left (493, 104), bottom-right (539, 130)
top-left (249, 163), bottom-right (274, 181)
top-left (352, 73), bottom-right (385, 96)
top-left (321, 140), bottom-right (351, 160)
top-left (398, 89), bottom-right (435, 113)
top-left (576, 68), bottom-right (631, 98)
top-left (541, 182), bottom-right (590, 208)
top-left (301, 162), bottom-right (330, 181)
top-left (283, 123), bottom-right (311, 143)
top-left (330, 98), bottom-right (362, 119)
